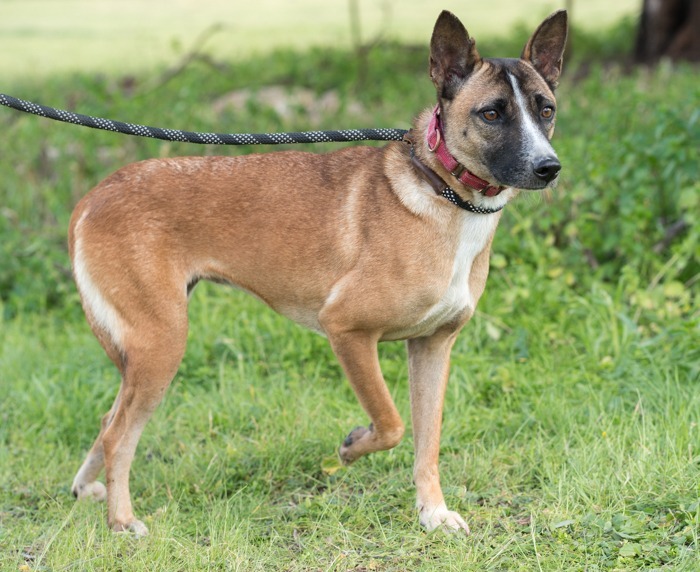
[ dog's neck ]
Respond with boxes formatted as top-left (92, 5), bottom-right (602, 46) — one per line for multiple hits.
top-left (407, 147), bottom-right (505, 215)
top-left (402, 107), bottom-right (510, 215)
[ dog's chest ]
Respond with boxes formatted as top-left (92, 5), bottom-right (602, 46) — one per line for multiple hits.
top-left (387, 214), bottom-right (496, 340)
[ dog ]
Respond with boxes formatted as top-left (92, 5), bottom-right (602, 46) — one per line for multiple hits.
top-left (68, 9), bottom-right (568, 535)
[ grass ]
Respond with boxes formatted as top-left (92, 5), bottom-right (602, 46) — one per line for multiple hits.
top-left (1, 11), bottom-right (699, 572)
top-left (0, 0), bottom-right (641, 80)
top-left (2, 284), bottom-right (698, 570)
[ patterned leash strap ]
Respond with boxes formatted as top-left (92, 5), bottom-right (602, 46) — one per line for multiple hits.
top-left (0, 93), bottom-right (408, 145)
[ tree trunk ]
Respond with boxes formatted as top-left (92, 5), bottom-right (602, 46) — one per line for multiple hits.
top-left (635, 0), bottom-right (700, 62)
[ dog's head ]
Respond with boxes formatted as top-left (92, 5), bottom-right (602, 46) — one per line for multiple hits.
top-left (429, 10), bottom-right (568, 190)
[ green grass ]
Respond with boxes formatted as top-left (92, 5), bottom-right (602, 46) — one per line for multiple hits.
top-left (0, 0), bottom-right (641, 80)
top-left (1, 14), bottom-right (699, 572)
top-left (2, 283), bottom-right (698, 570)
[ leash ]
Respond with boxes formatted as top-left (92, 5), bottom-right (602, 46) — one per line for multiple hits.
top-left (0, 93), bottom-right (408, 145)
top-left (1, 92), bottom-right (503, 215)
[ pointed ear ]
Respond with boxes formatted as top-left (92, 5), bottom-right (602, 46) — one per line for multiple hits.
top-left (429, 11), bottom-right (481, 100)
top-left (522, 10), bottom-right (568, 88)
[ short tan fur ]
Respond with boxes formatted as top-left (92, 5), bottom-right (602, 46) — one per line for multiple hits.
top-left (68, 10), bottom-right (568, 535)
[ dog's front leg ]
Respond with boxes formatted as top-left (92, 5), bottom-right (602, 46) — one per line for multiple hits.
top-left (328, 331), bottom-right (405, 464)
top-left (407, 331), bottom-right (469, 533)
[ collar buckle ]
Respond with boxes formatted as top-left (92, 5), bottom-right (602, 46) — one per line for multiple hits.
top-left (450, 164), bottom-right (465, 179)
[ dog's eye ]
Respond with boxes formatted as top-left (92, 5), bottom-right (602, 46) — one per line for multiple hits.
top-left (482, 110), bottom-right (499, 121)
top-left (541, 106), bottom-right (555, 119)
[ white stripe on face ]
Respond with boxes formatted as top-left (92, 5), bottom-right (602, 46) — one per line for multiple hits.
top-left (507, 72), bottom-right (556, 161)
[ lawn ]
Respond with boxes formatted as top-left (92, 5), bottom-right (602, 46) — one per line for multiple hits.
top-left (0, 6), bottom-right (699, 571)
top-left (0, 0), bottom-right (640, 80)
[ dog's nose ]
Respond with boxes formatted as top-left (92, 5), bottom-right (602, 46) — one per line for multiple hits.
top-left (533, 157), bottom-right (561, 183)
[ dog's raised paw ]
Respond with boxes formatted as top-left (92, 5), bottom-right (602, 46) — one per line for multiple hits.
top-left (339, 425), bottom-right (372, 464)
top-left (72, 481), bottom-right (107, 502)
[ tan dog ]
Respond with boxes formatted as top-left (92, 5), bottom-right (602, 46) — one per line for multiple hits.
top-left (68, 10), bottom-right (568, 535)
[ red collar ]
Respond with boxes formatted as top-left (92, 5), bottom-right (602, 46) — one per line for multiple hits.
top-left (426, 105), bottom-right (502, 197)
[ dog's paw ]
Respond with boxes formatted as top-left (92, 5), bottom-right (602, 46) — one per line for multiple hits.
top-left (419, 503), bottom-right (470, 534)
top-left (112, 519), bottom-right (149, 538)
top-left (338, 425), bottom-right (371, 465)
top-left (72, 481), bottom-right (107, 502)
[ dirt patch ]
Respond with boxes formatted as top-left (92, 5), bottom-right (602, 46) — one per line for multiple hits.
top-left (212, 86), bottom-right (364, 126)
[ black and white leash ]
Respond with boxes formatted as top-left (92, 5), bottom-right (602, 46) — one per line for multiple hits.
top-left (1, 92), bottom-right (504, 215)
top-left (0, 93), bottom-right (408, 145)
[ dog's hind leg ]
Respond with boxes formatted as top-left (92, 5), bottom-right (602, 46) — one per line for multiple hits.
top-left (71, 297), bottom-right (128, 504)
top-left (327, 332), bottom-right (405, 464)
top-left (72, 387), bottom-right (121, 503)
top-left (72, 306), bottom-right (187, 535)
top-left (98, 308), bottom-right (188, 536)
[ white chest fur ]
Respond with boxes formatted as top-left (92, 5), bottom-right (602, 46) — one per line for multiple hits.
top-left (386, 212), bottom-right (497, 340)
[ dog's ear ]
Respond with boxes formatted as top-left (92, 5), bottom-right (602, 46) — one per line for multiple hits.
top-left (429, 11), bottom-right (481, 100)
top-left (522, 10), bottom-right (568, 88)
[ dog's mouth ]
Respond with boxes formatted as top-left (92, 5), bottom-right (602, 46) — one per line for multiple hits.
top-left (492, 167), bottom-right (561, 192)
top-left (516, 178), bottom-right (559, 192)
top-left (526, 172), bottom-right (561, 191)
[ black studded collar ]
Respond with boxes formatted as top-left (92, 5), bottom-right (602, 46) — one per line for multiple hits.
top-left (408, 146), bottom-right (505, 215)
